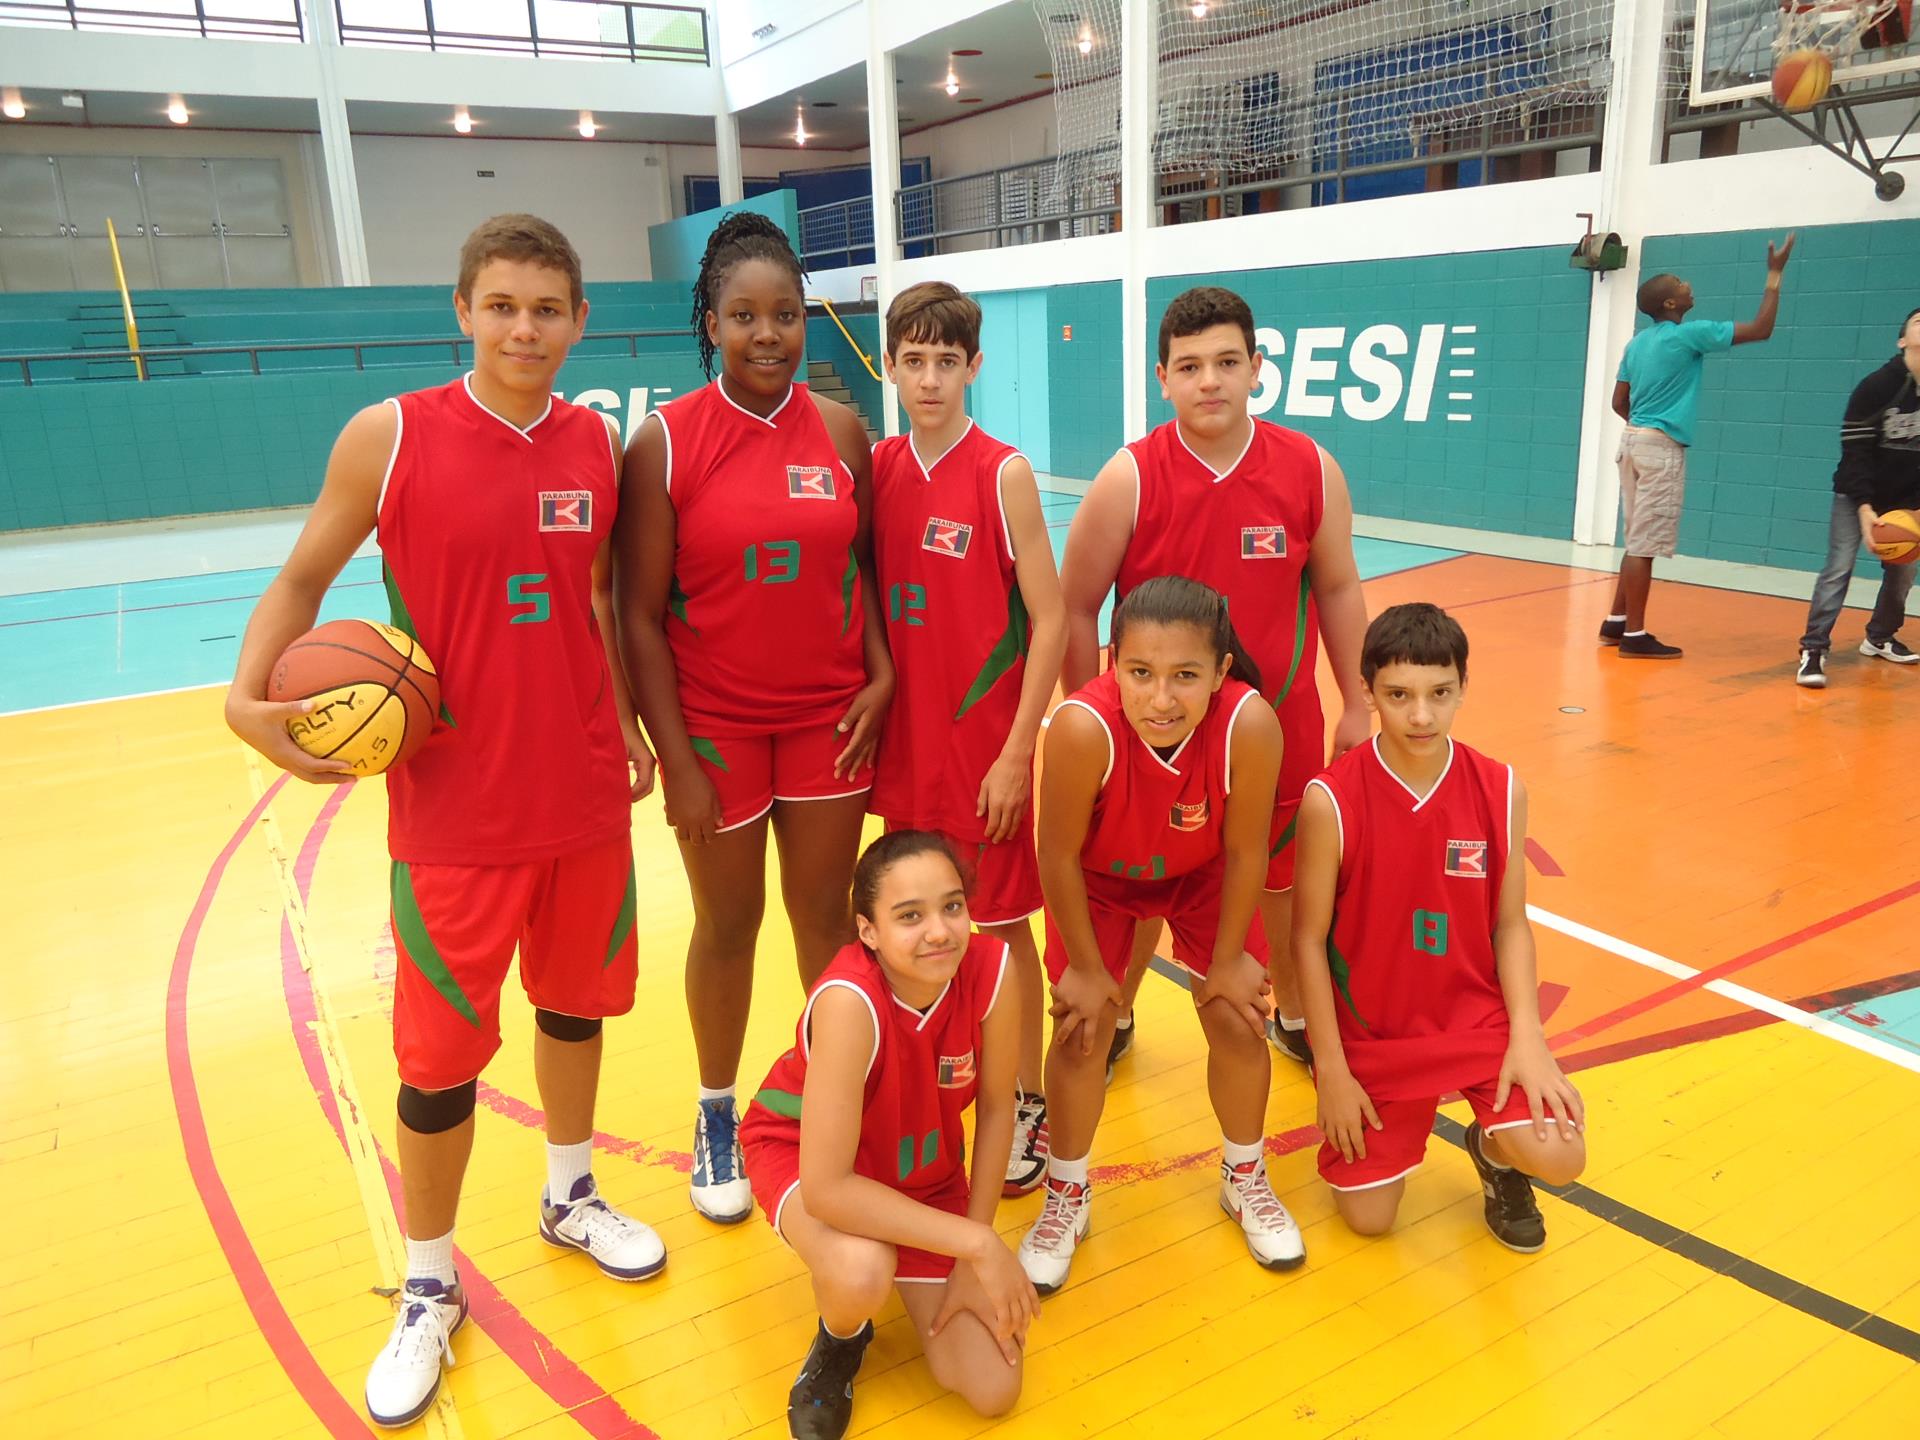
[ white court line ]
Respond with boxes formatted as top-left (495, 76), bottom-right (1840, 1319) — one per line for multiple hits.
top-left (1530, 904), bottom-right (1920, 1075)
top-left (0, 680), bottom-right (224, 719)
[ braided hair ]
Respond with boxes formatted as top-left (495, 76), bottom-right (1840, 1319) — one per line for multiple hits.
top-left (690, 211), bottom-right (806, 380)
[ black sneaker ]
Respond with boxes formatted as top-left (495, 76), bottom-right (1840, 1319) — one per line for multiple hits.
top-left (1465, 1123), bottom-right (1546, 1253)
top-left (1860, 637), bottom-right (1919, 664)
top-left (1597, 618), bottom-right (1626, 646)
top-left (1265, 1017), bottom-right (1313, 1065)
top-left (1796, 649), bottom-right (1827, 689)
top-left (1105, 1014), bottom-right (1135, 1085)
top-left (1617, 632), bottom-right (1683, 660)
top-left (787, 1319), bottom-right (874, 1440)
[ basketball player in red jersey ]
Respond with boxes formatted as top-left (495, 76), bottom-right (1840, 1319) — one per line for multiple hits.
top-left (1018, 577), bottom-right (1305, 1295)
top-left (870, 281), bottom-right (1067, 1200)
top-left (1060, 286), bottom-right (1370, 1075)
top-left (225, 215), bottom-right (663, 1427)
top-left (615, 213), bottom-right (893, 1225)
top-left (1294, 604), bottom-right (1586, 1250)
top-left (740, 832), bottom-right (1034, 1440)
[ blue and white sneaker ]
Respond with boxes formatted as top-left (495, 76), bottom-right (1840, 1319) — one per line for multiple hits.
top-left (691, 1096), bottom-right (753, 1223)
top-left (540, 1174), bottom-right (667, 1281)
top-left (365, 1276), bottom-right (467, 1428)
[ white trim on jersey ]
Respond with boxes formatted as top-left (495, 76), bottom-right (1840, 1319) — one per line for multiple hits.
top-left (1306, 776), bottom-right (1344, 865)
top-left (649, 409), bottom-right (675, 497)
top-left (461, 371), bottom-right (551, 438)
top-left (909, 417), bottom-right (974, 482)
top-left (1325, 1158), bottom-right (1423, 1193)
top-left (982, 940), bottom-right (1012, 1022)
top-left (1316, 441), bottom-right (1329, 515)
top-left (376, 396), bottom-right (404, 520)
top-left (1175, 414), bottom-right (1256, 482)
top-left (1372, 733), bottom-right (1454, 812)
top-left (1136, 720), bottom-right (1195, 776)
top-left (1055, 697), bottom-right (1115, 787)
top-left (1119, 445), bottom-right (1142, 537)
top-left (895, 978), bottom-right (952, 1033)
top-left (801, 977), bottom-right (881, 1081)
top-left (1220, 686), bottom-right (1260, 796)
top-left (993, 451), bottom-right (1024, 563)
top-left (1505, 763), bottom-right (1515, 871)
top-left (715, 378), bottom-right (793, 428)
top-left (599, 410), bottom-right (622, 483)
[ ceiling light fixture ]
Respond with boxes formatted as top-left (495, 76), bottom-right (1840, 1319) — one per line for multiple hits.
top-left (946, 53), bottom-right (960, 96)
top-left (578, 111), bottom-right (596, 138)
top-left (793, 105), bottom-right (808, 146)
top-left (1078, 26), bottom-right (1093, 55)
top-left (1, 89), bottom-right (23, 121)
top-left (167, 97), bottom-right (189, 125)
top-left (453, 107), bottom-right (473, 134)
top-left (1191, 1), bottom-right (1209, 17)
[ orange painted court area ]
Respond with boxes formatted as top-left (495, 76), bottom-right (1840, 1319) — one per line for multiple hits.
top-left (5, 552), bottom-right (1919, 1439)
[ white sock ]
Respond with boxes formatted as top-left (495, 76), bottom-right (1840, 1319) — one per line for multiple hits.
top-left (1222, 1136), bottom-right (1264, 1168)
top-left (405, 1229), bottom-right (456, 1288)
top-left (1275, 1013), bottom-right (1306, 1032)
top-left (1048, 1152), bottom-right (1090, 1187)
top-left (698, 1083), bottom-right (735, 1104)
top-left (1625, 629), bottom-right (1647, 638)
top-left (547, 1138), bottom-right (592, 1202)
top-left (1477, 1128), bottom-right (1513, 1171)
top-left (1606, 613), bottom-right (1626, 624)
top-left (823, 1317), bottom-right (866, 1341)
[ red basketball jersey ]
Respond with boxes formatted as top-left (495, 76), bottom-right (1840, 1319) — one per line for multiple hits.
top-left (654, 382), bottom-right (865, 731)
top-left (377, 376), bottom-right (629, 866)
top-left (1118, 418), bottom-right (1327, 789)
top-left (741, 933), bottom-right (1009, 1204)
top-left (1311, 737), bottom-right (1514, 1101)
top-left (1058, 670), bottom-right (1260, 885)
top-left (869, 421), bottom-right (1028, 838)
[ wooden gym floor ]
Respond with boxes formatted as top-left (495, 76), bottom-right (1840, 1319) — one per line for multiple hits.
top-left (3, 533), bottom-right (1918, 1439)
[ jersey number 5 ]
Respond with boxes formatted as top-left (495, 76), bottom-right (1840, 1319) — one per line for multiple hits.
top-left (742, 540), bottom-right (801, 584)
top-left (507, 573), bottom-right (551, 625)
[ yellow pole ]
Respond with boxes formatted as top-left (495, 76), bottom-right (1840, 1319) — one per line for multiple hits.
top-left (104, 217), bottom-right (146, 381)
top-left (807, 294), bottom-right (882, 382)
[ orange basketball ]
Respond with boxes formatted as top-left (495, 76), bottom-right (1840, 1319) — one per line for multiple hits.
top-left (1772, 48), bottom-right (1834, 111)
top-left (1869, 508), bottom-right (1920, 564)
top-left (267, 619), bottom-right (441, 777)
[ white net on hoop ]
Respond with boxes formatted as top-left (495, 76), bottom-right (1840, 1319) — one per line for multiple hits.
top-left (1032, 1), bottom-right (1620, 208)
top-left (1776, 0), bottom-right (1902, 59)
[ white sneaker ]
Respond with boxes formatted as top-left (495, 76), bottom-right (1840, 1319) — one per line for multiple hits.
top-left (1219, 1158), bottom-right (1307, 1271)
top-left (1003, 1092), bottom-right (1049, 1197)
top-left (540, 1174), bottom-right (667, 1281)
top-left (1017, 1176), bottom-right (1090, 1295)
top-left (365, 1277), bottom-right (467, 1428)
top-left (690, 1096), bottom-right (753, 1223)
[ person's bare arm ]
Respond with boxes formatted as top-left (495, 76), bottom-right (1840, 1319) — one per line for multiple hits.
top-left (592, 415), bottom-right (655, 801)
top-left (225, 401), bottom-right (391, 783)
top-left (1307, 449), bottom-right (1371, 759)
top-left (978, 456), bottom-right (1067, 842)
top-left (1058, 451), bottom-right (1138, 693)
top-left (1491, 776), bottom-right (1583, 1142)
top-left (1036, 704), bottom-right (1123, 1054)
top-left (1611, 381), bottom-right (1632, 422)
top-left (1291, 783), bottom-right (1380, 1161)
top-left (1733, 232), bottom-right (1794, 344)
top-left (614, 413), bottom-right (720, 843)
top-left (817, 394), bottom-right (893, 777)
top-left (1190, 700), bottom-right (1282, 1037)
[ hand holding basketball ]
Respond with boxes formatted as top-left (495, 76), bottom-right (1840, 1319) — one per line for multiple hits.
top-left (225, 689), bottom-right (356, 785)
top-left (264, 619), bottom-right (440, 779)
top-left (1868, 508), bottom-right (1920, 564)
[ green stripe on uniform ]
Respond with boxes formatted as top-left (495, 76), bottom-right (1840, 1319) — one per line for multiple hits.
top-left (1327, 930), bottom-right (1370, 1032)
top-left (840, 546), bottom-right (859, 637)
top-left (1269, 810), bottom-right (1300, 859)
top-left (1272, 569), bottom-right (1313, 707)
top-left (385, 561), bottom-right (456, 728)
top-left (689, 736), bottom-right (729, 773)
top-left (954, 586), bottom-right (1031, 720)
top-left (390, 861), bottom-right (482, 1027)
top-left (603, 864), bottom-right (637, 969)
top-left (754, 1087), bottom-right (803, 1119)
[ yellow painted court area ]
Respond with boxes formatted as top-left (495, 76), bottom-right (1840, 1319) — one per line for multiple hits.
top-left (4, 556), bottom-right (1918, 1438)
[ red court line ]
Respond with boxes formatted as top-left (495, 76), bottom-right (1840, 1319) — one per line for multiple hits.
top-left (281, 782), bottom-right (658, 1440)
top-left (167, 774), bottom-right (375, 1438)
top-left (1447, 573), bottom-right (1615, 611)
top-left (1525, 838), bottom-right (1565, 877)
top-left (1549, 877), bottom-right (1920, 1049)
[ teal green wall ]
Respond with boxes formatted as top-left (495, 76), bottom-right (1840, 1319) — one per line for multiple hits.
top-left (1148, 247), bottom-right (1590, 537)
top-left (1638, 220), bottom-right (1918, 574)
top-left (1046, 282), bottom-right (1125, 481)
top-left (646, 190), bottom-right (801, 286)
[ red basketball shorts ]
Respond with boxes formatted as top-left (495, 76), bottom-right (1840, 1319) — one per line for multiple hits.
top-left (1043, 861), bottom-right (1268, 985)
top-left (674, 721), bottom-right (874, 832)
top-left (745, 1137), bottom-right (970, 1282)
top-left (1316, 1079), bottom-right (1535, 1191)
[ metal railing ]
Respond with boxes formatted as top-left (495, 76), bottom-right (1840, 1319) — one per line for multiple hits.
top-left (334, 0), bottom-right (707, 63)
top-left (895, 155), bottom-right (1121, 256)
top-left (797, 197), bottom-right (875, 271)
top-left (0, 0), bottom-right (303, 40)
top-left (2, 328), bottom-right (686, 386)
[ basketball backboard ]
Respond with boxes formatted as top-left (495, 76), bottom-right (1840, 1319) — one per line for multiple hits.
top-left (1691, 0), bottom-right (1920, 106)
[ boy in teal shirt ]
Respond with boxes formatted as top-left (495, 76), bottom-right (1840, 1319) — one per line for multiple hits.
top-left (1605, 233), bottom-right (1795, 658)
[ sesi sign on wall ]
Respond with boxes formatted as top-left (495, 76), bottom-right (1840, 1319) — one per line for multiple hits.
top-left (1147, 247), bottom-right (1592, 540)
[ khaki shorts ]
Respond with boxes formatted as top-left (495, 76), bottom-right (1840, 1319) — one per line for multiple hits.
top-left (1617, 426), bottom-right (1687, 559)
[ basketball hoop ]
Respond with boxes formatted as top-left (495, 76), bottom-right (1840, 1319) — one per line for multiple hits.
top-left (1774, 1), bottom-right (1911, 63)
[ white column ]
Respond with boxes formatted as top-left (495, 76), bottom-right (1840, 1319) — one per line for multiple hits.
top-left (303, 0), bottom-right (371, 286)
top-left (1119, 0), bottom-right (1157, 443)
top-left (1570, 0), bottom-right (1664, 545)
top-left (864, 5), bottom-right (902, 438)
top-left (714, 107), bottom-right (744, 205)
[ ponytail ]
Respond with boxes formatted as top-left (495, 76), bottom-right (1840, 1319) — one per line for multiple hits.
top-left (1110, 575), bottom-right (1265, 696)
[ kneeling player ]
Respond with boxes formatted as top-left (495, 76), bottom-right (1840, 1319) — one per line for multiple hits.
top-left (1019, 576), bottom-right (1305, 1296)
top-left (741, 832), bottom-right (1034, 1440)
top-left (1293, 603), bottom-right (1587, 1249)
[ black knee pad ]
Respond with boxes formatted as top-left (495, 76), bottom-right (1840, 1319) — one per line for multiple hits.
top-left (397, 1078), bottom-right (477, 1134)
top-left (535, 1008), bottom-right (603, 1043)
